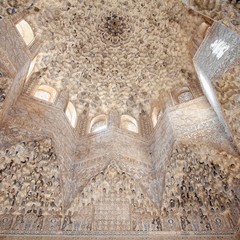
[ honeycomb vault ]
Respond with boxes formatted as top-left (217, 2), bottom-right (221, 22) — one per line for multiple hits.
top-left (24, 0), bottom-right (203, 117)
top-left (0, 0), bottom-right (239, 240)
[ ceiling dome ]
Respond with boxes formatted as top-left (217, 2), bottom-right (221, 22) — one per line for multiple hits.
top-left (24, 0), bottom-right (203, 118)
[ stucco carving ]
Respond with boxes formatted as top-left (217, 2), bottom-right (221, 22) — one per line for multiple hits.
top-left (0, 0), bottom-right (36, 17)
top-left (97, 11), bottom-right (132, 46)
top-left (23, 0), bottom-right (204, 117)
top-left (0, 138), bottom-right (63, 216)
top-left (0, 1), bottom-right (239, 239)
top-left (184, 0), bottom-right (240, 34)
top-left (69, 161), bottom-right (161, 232)
top-left (0, 19), bottom-right (31, 73)
top-left (214, 64), bottom-right (240, 149)
top-left (0, 76), bottom-right (10, 108)
top-left (161, 143), bottom-right (240, 232)
top-left (0, 140), bottom-right (239, 236)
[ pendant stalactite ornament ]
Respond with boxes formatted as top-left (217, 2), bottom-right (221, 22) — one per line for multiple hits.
top-left (98, 11), bottom-right (133, 46)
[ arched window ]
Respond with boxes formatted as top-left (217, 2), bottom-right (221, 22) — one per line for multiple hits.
top-left (65, 102), bottom-right (77, 128)
top-left (121, 115), bottom-right (138, 133)
top-left (26, 56), bottom-right (37, 81)
top-left (172, 86), bottom-right (194, 105)
top-left (33, 85), bottom-right (57, 103)
top-left (90, 114), bottom-right (107, 133)
top-left (16, 19), bottom-right (35, 46)
top-left (177, 88), bottom-right (194, 104)
top-left (152, 107), bottom-right (162, 127)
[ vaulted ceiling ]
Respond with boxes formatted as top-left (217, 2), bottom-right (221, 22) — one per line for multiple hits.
top-left (24, 0), bottom-right (203, 117)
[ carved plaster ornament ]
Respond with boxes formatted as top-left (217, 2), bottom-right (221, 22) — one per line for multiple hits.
top-left (0, 0), bottom-right (36, 16)
top-left (0, 138), bottom-right (63, 217)
top-left (0, 76), bottom-right (10, 104)
top-left (214, 65), bottom-right (240, 149)
top-left (69, 161), bottom-right (161, 226)
top-left (161, 143), bottom-right (240, 231)
top-left (98, 11), bottom-right (132, 46)
top-left (0, 88), bottom-right (6, 102)
top-left (23, 0), bottom-right (203, 117)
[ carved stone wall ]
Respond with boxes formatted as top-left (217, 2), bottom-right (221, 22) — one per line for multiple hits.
top-left (168, 96), bottom-right (235, 153)
top-left (161, 143), bottom-right (240, 233)
top-left (0, 1), bottom-right (239, 239)
top-left (0, 136), bottom-right (64, 232)
top-left (183, 0), bottom-right (240, 34)
top-left (3, 95), bottom-right (77, 207)
top-left (139, 112), bottom-right (153, 137)
top-left (0, 98), bottom-right (238, 239)
top-left (0, 139), bottom-right (238, 237)
top-left (151, 109), bottom-right (175, 207)
top-left (0, 18), bottom-right (32, 123)
top-left (214, 64), bottom-right (240, 149)
top-left (193, 22), bottom-right (240, 152)
top-left (0, 142), bottom-right (238, 240)
top-left (6, 92), bottom-right (232, 210)
top-left (0, 1), bottom-right (36, 17)
top-left (0, 235), bottom-right (238, 240)
top-left (70, 161), bottom-right (161, 232)
top-left (0, 76), bottom-right (11, 110)
top-left (0, 18), bottom-right (31, 74)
